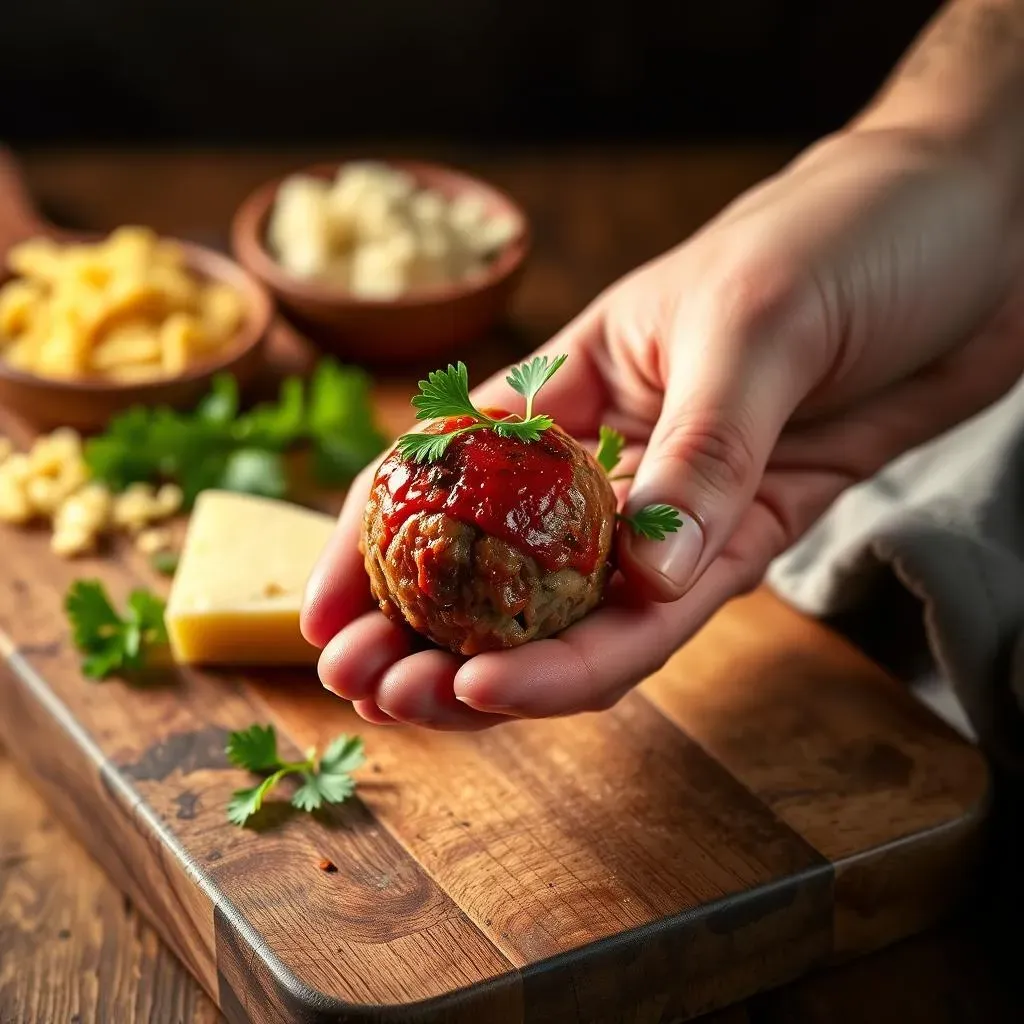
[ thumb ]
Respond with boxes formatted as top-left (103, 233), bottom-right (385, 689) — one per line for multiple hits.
top-left (618, 314), bottom-right (812, 602)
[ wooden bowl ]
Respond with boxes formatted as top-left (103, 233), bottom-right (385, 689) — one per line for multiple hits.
top-left (0, 150), bottom-right (273, 433)
top-left (231, 160), bottom-right (531, 367)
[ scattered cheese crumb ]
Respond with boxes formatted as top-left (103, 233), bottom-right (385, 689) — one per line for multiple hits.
top-left (136, 527), bottom-right (172, 555)
top-left (0, 428), bottom-right (182, 559)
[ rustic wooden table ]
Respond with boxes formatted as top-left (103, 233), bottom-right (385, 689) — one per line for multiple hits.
top-left (0, 147), bottom-right (1021, 1023)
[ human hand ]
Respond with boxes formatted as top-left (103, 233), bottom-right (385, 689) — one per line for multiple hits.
top-left (302, 126), bottom-right (1024, 729)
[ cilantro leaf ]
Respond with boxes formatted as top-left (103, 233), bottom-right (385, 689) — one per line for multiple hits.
top-left (306, 364), bottom-right (385, 483)
top-left (290, 773), bottom-right (326, 813)
top-left (85, 359), bottom-right (385, 506)
top-left (217, 448), bottom-right (288, 499)
top-left (307, 361), bottom-right (375, 438)
top-left (618, 504), bottom-right (684, 541)
top-left (506, 354), bottom-right (568, 419)
top-left (238, 376), bottom-right (305, 448)
top-left (196, 373), bottom-right (240, 425)
top-left (64, 580), bottom-right (168, 680)
top-left (410, 362), bottom-right (477, 421)
top-left (394, 430), bottom-right (460, 464)
top-left (492, 414), bottom-right (554, 443)
top-left (150, 550), bottom-right (179, 576)
top-left (396, 356), bottom-right (569, 465)
top-left (227, 772), bottom-right (285, 827)
top-left (292, 769), bottom-right (356, 811)
top-left (65, 580), bottom-right (121, 650)
top-left (226, 723), bottom-right (280, 772)
top-left (595, 426), bottom-right (625, 475)
top-left (127, 589), bottom-right (170, 643)
top-left (319, 734), bottom-right (365, 775)
top-left (224, 725), bottom-right (365, 827)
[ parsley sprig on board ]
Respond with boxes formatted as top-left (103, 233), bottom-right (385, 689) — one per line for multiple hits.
top-left (64, 580), bottom-right (169, 679)
top-left (85, 360), bottom-right (385, 505)
top-left (225, 724), bottom-right (365, 827)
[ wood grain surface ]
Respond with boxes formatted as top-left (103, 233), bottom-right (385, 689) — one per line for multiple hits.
top-left (0, 148), bottom-right (1005, 1024)
top-left (4, 733), bottom-right (1018, 1024)
top-left (0, 418), bottom-right (991, 1022)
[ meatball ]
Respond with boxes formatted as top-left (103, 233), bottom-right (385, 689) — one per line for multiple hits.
top-left (361, 415), bottom-right (617, 656)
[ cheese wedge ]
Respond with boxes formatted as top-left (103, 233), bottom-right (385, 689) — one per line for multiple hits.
top-left (166, 490), bottom-right (336, 665)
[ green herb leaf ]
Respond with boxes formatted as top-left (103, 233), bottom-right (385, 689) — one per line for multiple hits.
top-left (306, 363), bottom-right (385, 482)
top-left (227, 772), bottom-right (285, 827)
top-left (506, 354), bottom-right (568, 418)
top-left (150, 550), bottom-right (179, 577)
top-left (224, 725), bottom-right (365, 827)
top-left (298, 768), bottom-right (357, 808)
top-left (290, 773), bottom-right (326, 813)
top-left (226, 723), bottom-right (280, 772)
top-left (410, 362), bottom-right (477, 421)
top-left (618, 504), bottom-right (684, 541)
top-left (595, 426), bottom-right (625, 475)
top-left (238, 376), bottom-right (305, 448)
top-left (397, 356), bottom-right (570, 465)
top-left (127, 589), bottom-right (170, 642)
top-left (394, 430), bottom-right (460, 464)
top-left (64, 580), bottom-right (168, 680)
top-left (319, 735), bottom-right (366, 775)
top-left (85, 359), bottom-right (385, 505)
top-left (492, 415), bottom-right (554, 444)
top-left (65, 580), bottom-right (121, 651)
top-left (196, 373), bottom-right (240, 425)
top-left (217, 448), bottom-right (288, 499)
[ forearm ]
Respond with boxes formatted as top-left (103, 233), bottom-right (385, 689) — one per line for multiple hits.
top-left (854, 0), bottom-right (1024, 196)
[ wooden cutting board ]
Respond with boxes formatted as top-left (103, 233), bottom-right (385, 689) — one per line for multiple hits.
top-left (0, 372), bottom-right (990, 1024)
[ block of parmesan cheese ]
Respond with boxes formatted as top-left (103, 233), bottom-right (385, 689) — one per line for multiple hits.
top-left (166, 490), bottom-right (336, 665)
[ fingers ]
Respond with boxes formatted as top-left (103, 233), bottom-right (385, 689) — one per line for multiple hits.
top-left (617, 281), bottom-right (820, 602)
top-left (318, 611), bottom-right (414, 700)
top-left (317, 495), bottom-right (785, 727)
top-left (326, 622), bottom-right (510, 730)
top-left (300, 461), bottom-right (380, 648)
top-left (375, 650), bottom-right (510, 730)
top-left (454, 548), bottom-right (757, 718)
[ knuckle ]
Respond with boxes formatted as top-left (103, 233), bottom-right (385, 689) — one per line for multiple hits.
top-left (714, 256), bottom-right (806, 343)
top-left (730, 555), bottom-right (769, 596)
top-left (656, 413), bottom-right (759, 499)
top-left (708, 253), bottom-right (835, 381)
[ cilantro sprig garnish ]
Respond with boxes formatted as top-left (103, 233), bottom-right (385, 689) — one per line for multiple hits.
top-left (225, 723), bottom-right (365, 827)
top-left (617, 503), bottom-right (684, 541)
top-left (595, 425), bottom-right (625, 474)
top-left (394, 358), bottom-right (684, 544)
top-left (395, 356), bottom-right (566, 464)
top-left (65, 580), bottom-right (169, 680)
top-left (506, 353), bottom-right (568, 420)
top-left (593, 426), bottom-right (685, 542)
top-left (85, 360), bottom-right (385, 505)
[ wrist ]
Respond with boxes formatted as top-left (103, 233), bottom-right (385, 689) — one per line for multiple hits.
top-left (852, 0), bottom-right (1024, 216)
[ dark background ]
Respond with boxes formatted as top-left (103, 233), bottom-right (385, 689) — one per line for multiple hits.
top-left (1, 0), bottom-right (942, 146)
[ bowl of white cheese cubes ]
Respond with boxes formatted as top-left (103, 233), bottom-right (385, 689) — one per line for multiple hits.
top-left (231, 160), bottom-right (530, 364)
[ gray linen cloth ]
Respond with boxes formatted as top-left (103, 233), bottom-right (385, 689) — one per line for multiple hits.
top-left (767, 374), bottom-right (1024, 775)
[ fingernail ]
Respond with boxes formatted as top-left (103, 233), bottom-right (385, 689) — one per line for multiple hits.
top-left (455, 694), bottom-right (517, 714)
top-left (630, 511), bottom-right (704, 590)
